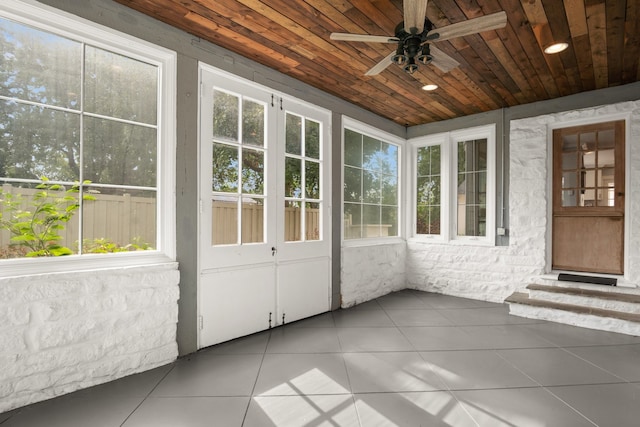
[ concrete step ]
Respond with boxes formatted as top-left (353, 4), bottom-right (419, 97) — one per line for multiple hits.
top-left (505, 290), bottom-right (640, 336)
top-left (526, 283), bottom-right (640, 314)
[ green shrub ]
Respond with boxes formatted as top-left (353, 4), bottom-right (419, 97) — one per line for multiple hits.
top-left (0, 178), bottom-right (95, 257)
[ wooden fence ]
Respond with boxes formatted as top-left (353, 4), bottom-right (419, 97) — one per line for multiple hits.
top-left (1, 185), bottom-right (321, 254)
top-left (212, 201), bottom-right (320, 244)
top-left (0, 184), bottom-right (156, 253)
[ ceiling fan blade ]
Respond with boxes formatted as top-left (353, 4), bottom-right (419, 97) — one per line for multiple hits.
top-left (365, 51), bottom-right (395, 76)
top-left (427, 11), bottom-right (507, 42)
top-left (403, 0), bottom-right (428, 34)
top-left (430, 46), bottom-right (460, 73)
top-left (330, 33), bottom-right (399, 43)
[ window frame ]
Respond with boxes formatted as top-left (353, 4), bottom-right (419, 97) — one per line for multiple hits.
top-left (409, 124), bottom-right (496, 245)
top-left (0, 0), bottom-right (177, 277)
top-left (342, 117), bottom-right (404, 246)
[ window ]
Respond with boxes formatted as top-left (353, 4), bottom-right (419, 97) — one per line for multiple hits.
top-left (411, 125), bottom-right (495, 244)
top-left (343, 120), bottom-right (401, 240)
top-left (457, 138), bottom-right (488, 237)
top-left (0, 1), bottom-right (175, 270)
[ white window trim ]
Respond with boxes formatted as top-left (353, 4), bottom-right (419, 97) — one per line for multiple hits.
top-left (342, 116), bottom-right (405, 246)
top-left (407, 133), bottom-right (449, 242)
top-left (409, 124), bottom-right (496, 246)
top-left (0, 0), bottom-right (177, 278)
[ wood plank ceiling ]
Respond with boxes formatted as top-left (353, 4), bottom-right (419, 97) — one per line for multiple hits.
top-left (115, 0), bottom-right (640, 126)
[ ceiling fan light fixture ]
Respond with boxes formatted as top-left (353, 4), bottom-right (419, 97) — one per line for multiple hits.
top-left (417, 45), bottom-right (433, 65)
top-left (544, 42), bottom-right (568, 54)
top-left (392, 45), bottom-right (407, 65)
top-left (404, 57), bottom-right (418, 74)
top-left (422, 84), bottom-right (438, 91)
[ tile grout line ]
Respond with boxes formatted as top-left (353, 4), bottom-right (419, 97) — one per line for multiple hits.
top-left (240, 330), bottom-right (273, 427)
top-left (118, 364), bottom-right (178, 427)
top-left (557, 345), bottom-right (637, 385)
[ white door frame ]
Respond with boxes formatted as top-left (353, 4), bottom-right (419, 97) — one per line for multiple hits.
top-left (197, 64), bottom-right (332, 348)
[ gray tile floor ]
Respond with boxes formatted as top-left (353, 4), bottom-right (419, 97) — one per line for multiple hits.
top-left (3, 290), bottom-right (640, 426)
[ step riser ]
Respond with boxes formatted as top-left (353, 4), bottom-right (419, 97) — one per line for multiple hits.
top-left (509, 303), bottom-right (640, 336)
top-left (534, 279), bottom-right (640, 294)
top-left (528, 290), bottom-right (640, 315)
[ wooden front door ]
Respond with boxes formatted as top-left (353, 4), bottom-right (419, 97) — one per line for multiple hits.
top-left (552, 120), bottom-right (625, 275)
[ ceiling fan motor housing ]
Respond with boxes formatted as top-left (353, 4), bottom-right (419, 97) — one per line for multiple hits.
top-left (393, 19), bottom-right (434, 71)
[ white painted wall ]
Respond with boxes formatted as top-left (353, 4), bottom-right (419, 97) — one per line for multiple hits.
top-left (0, 263), bottom-right (179, 413)
top-left (341, 242), bottom-right (406, 307)
top-left (407, 100), bottom-right (640, 301)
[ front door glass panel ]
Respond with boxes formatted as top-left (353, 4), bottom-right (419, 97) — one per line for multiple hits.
top-left (560, 127), bottom-right (617, 208)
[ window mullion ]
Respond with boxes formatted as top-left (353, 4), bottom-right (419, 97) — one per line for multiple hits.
top-left (78, 42), bottom-right (86, 254)
top-left (440, 136), bottom-right (451, 242)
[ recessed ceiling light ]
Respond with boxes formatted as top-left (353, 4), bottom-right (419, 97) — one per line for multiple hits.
top-left (544, 42), bottom-right (568, 54)
top-left (422, 84), bottom-right (438, 91)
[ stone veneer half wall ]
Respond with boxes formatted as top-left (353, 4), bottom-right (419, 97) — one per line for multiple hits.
top-left (341, 242), bottom-right (406, 307)
top-left (0, 263), bottom-right (179, 413)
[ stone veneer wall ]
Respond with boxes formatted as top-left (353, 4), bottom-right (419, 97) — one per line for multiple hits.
top-left (341, 242), bottom-right (406, 307)
top-left (407, 100), bottom-right (640, 301)
top-left (0, 263), bottom-right (180, 413)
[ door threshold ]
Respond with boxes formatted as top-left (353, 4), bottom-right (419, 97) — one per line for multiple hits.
top-left (557, 273), bottom-right (617, 287)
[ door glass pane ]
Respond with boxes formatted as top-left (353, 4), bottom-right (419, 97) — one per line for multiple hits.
top-left (562, 152), bottom-right (577, 170)
top-left (241, 148), bottom-right (264, 194)
top-left (306, 202), bottom-right (320, 241)
top-left (561, 171), bottom-right (576, 189)
top-left (284, 200), bottom-right (301, 242)
top-left (562, 190), bottom-right (577, 207)
top-left (212, 143), bottom-right (238, 192)
top-left (598, 129), bottom-right (615, 149)
top-left (241, 197), bottom-right (264, 243)
top-left (306, 119), bottom-right (320, 159)
top-left (213, 91), bottom-right (238, 142)
top-left (286, 114), bottom-right (302, 155)
top-left (212, 197), bottom-right (238, 245)
top-left (285, 157), bottom-right (301, 198)
top-left (305, 161), bottom-right (320, 199)
top-left (242, 100), bottom-right (264, 147)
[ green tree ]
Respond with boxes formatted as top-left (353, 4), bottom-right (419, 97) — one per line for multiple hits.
top-left (0, 16), bottom-right (158, 189)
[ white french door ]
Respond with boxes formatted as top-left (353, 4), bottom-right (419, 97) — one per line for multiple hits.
top-left (198, 65), bottom-right (331, 348)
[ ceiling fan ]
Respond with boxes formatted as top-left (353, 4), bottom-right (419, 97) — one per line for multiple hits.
top-left (330, 0), bottom-right (507, 76)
